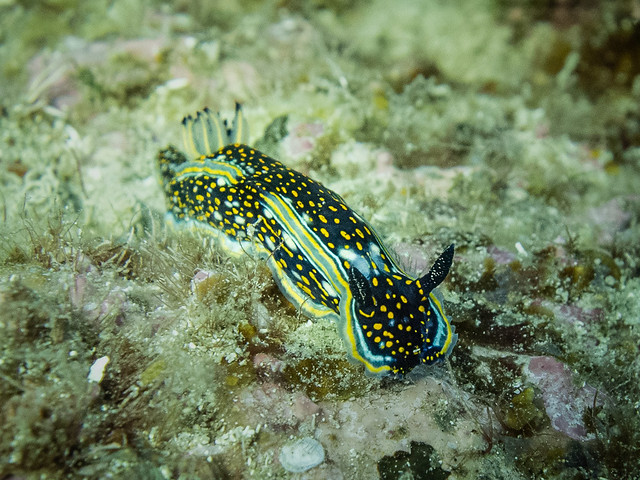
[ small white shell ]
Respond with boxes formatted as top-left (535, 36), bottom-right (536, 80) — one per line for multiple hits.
top-left (279, 437), bottom-right (325, 473)
top-left (88, 356), bottom-right (110, 383)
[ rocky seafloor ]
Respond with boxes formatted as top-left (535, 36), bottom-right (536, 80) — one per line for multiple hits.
top-left (1, 1), bottom-right (639, 479)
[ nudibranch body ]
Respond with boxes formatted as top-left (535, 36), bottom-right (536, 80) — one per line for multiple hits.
top-left (157, 104), bottom-right (456, 376)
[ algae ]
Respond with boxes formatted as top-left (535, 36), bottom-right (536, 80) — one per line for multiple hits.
top-left (1, 0), bottom-right (640, 478)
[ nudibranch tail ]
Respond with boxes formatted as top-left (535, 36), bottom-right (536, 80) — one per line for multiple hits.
top-left (157, 104), bottom-right (456, 377)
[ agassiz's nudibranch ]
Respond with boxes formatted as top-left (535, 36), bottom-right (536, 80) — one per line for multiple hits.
top-left (157, 104), bottom-right (457, 376)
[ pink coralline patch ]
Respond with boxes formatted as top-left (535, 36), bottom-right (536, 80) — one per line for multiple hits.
top-left (239, 382), bottom-right (321, 429)
top-left (487, 245), bottom-right (517, 265)
top-left (282, 123), bottom-right (325, 159)
top-left (69, 259), bottom-right (130, 326)
top-left (191, 269), bottom-right (213, 288)
top-left (586, 197), bottom-right (633, 245)
top-left (292, 393), bottom-right (322, 421)
top-left (525, 356), bottom-right (602, 441)
top-left (375, 150), bottom-right (396, 176)
top-left (27, 36), bottom-right (169, 112)
top-left (535, 122), bottom-right (550, 139)
top-left (26, 55), bottom-right (79, 111)
top-left (253, 353), bottom-right (285, 377)
top-left (70, 273), bottom-right (128, 325)
top-left (529, 299), bottom-right (603, 326)
top-left (392, 242), bottom-right (431, 276)
top-left (553, 303), bottom-right (603, 325)
top-left (220, 60), bottom-right (261, 100)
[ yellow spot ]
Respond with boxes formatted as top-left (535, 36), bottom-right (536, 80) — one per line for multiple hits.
top-left (386, 341), bottom-right (393, 348)
top-left (372, 277), bottom-right (378, 287)
top-left (374, 336), bottom-right (381, 343)
top-left (373, 323), bottom-right (382, 330)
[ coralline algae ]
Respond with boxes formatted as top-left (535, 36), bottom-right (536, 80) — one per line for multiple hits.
top-left (279, 437), bottom-right (325, 473)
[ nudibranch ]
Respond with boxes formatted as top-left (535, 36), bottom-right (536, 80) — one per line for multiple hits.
top-left (157, 104), bottom-right (457, 376)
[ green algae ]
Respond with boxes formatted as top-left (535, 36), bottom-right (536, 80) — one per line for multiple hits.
top-left (503, 387), bottom-right (547, 433)
top-left (378, 441), bottom-right (449, 480)
top-left (282, 356), bottom-right (371, 402)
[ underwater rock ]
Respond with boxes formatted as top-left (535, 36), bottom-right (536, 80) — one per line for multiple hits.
top-left (238, 382), bottom-right (320, 429)
top-left (525, 356), bottom-right (603, 441)
top-left (279, 437), bottom-right (325, 473)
